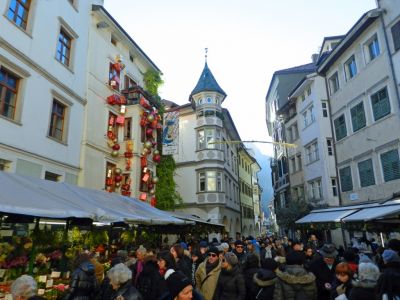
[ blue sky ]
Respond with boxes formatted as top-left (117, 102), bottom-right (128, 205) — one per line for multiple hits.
top-left (105, 0), bottom-right (377, 157)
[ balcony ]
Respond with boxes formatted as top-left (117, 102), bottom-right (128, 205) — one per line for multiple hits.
top-left (274, 173), bottom-right (289, 191)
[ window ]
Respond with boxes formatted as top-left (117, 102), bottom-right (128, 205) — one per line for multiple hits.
top-left (293, 123), bottom-right (298, 140)
top-left (199, 171), bottom-right (222, 192)
top-left (381, 149), bottom-right (400, 182)
top-left (309, 179), bottom-right (322, 200)
top-left (339, 166), bottom-right (353, 192)
top-left (391, 20), bottom-right (400, 52)
top-left (309, 106), bottom-right (315, 123)
top-left (7, 0), bottom-right (31, 30)
top-left (124, 117), bottom-right (132, 140)
top-left (371, 87), bottom-right (390, 121)
top-left (296, 154), bottom-right (302, 171)
top-left (0, 159), bottom-right (11, 171)
top-left (293, 186), bottom-right (304, 201)
top-left (331, 178), bottom-right (338, 197)
top-left (111, 35), bottom-right (117, 46)
top-left (56, 29), bottom-right (72, 67)
top-left (327, 138), bottom-right (333, 156)
top-left (45, 171), bottom-right (60, 182)
top-left (367, 36), bottom-right (380, 60)
top-left (345, 55), bottom-right (357, 80)
top-left (322, 101), bottom-right (328, 118)
top-left (0, 67), bottom-right (19, 119)
top-left (303, 111), bottom-right (308, 127)
top-left (109, 63), bottom-right (120, 91)
top-left (48, 100), bottom-right (66, 141)
top-left (334, 114), bottom-right (347, 141)
top-left (197, 128), bottom-right (220, 150)
top-left (306, 141), bottom-right (319, 164)
top-left (358, 159), bottom-right (375, 187)
top-left (307, 87), bottom-right (311, 96)
top-left (124, 75), bottom-right (137, 90)
top-left (350, 102), bottom-right (366, 132)
top-left (329, 72), bottom-right (339, 94)
top-left (290, 157), bottom-right (296, 173)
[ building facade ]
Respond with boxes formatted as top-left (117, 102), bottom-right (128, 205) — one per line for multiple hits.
top-left (318, 8), bottom-right (400, 205)
top-left (170, 62), bottom-right (244, 238)
top-left (0, 0), bottom-right (91, 182)
top-left (82, 5), bottom-right (161, 202)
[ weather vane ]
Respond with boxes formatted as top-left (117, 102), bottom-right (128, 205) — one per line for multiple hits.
top-left (205, 47), bottom-right (208, 62)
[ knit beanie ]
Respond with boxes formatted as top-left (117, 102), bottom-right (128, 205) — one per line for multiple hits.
top-left (224, 252), bottom-right (238, 266)
top-left (358, 262), bottom-right (380, 282)
top-left (165, 270), bottom-right (192, 298)
top-left (382, 249), bottom-right (400, 263)
top-left (221, 242), bottom-right (229, 251)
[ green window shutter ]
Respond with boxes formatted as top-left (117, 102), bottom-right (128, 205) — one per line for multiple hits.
top-left (339, 166), bottom-right (353, 192)
top-left (351, 102), bottom-right (366, 132)
top-left (334, 115), bottom-right (347, 141)
top-left (381, 150), bottom-right (400, 182)
top-left (358, 159), bottom-right (375, 187)
top-left (371, 87), bottom-right (390, 121)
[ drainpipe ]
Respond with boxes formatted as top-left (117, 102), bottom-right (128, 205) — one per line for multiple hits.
top-left (376, 4), bottom-right (400, 111)
top-left (323, 76), bottom-right (347, 248)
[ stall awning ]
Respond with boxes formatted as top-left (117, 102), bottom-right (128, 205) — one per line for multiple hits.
top-left (296, 208), bottom-right (359, 224)
top-left (342, 200), bottom-right (400, 222)
top-left (171, 211), bottom-right (224, 227)
top-left (0, 172), bottom-right (185, 225)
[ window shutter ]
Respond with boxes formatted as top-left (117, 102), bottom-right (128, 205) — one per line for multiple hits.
top-left (372, 88), bottom-right (390, 121)
top-left (339, 167), bottom-right (353, 192)
top-left (381, 150), bottom-right (400, 182)
top-left (358, 159), bottom-right (375, 187)
top-left (391, 20), bottom-right (400, 51)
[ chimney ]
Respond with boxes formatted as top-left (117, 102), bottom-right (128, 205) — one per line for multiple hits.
top-left (311, 54), bottom-right (319, 63)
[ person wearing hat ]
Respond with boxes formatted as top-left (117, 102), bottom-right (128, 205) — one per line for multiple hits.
top-left (273, 250), bottom-right (317, 300)
top-left (195, 246), bottom-right (222, 300)
top-left (242, 254), bottom-right (261, 300)
top-left (251, 262), bottom-right (277, 300)
top-left (233, 240), bottom-right (248, 266)
top-left (376, 249), bottom-right (400, 299)
top-left (309, 244), bottom-right (338, 300)
top-left (198, 240), bottom-right (209, 266)
top-left (213, 252), bottom-right (246, 300)
top-left (348, 262), bottom-right (380, 300)
top-left (160, 270), bottom-right (203, 300)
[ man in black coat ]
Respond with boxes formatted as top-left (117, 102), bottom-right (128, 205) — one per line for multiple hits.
top-left (309, 244), bottom-right (337, 300)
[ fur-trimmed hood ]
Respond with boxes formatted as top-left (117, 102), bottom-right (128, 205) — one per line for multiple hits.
top-left (253, 269), bottom-right (276, 287)
top-left (351, 279), bottom-right (377, 289)
top-left (276, 265), bottom-right (315, 285)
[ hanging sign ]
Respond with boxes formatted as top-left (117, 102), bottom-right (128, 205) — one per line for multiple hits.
top-left (162, 111), bottom-right (179, 155)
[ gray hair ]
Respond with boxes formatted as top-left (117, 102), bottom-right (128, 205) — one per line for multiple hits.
top-left (107, 263), bottom-right (132, 285)
top-left (11, 275), bottom-right (37, 298)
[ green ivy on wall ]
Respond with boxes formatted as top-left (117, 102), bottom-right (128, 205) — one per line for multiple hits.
top-left (155, 155), bottom-right (182, 210)
top-left (143, 69), bottom-right (182, 210)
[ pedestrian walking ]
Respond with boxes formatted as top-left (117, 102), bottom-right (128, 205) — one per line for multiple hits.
top-left (273, 250), bottom-right (317, 300)
top-left (376, 249), bottom-right (400, 300)
top-left (195, 246), bottom-right (221, 300)
top-left (348, 262), bottom-right (379, 300)
top-left (107, 263), bottom-right (143, 300)
top-left (213, 252), bottom-right (246, 300)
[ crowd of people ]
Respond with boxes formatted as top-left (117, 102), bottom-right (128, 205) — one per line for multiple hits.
top-left (10, 234), bottom-right (400, 300)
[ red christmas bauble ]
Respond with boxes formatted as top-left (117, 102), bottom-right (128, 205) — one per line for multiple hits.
top-left (114, 175), bottom-right (122, 182)
top-left (112, 144), bottom-right (120, 151)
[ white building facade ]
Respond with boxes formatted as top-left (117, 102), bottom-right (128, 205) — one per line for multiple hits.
top-left (0, 0), bottom-right (91, 182)
top-left (171, 63), bottom-right (242, 238)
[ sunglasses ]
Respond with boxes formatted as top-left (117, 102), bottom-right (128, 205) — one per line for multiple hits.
top-left (208, 253), bottom-right (218, 257)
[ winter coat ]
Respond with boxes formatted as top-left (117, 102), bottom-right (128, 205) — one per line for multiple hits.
top-left (243, 265), bottom-right (260, 300)
top-left (64, 261), bottom-right (99, 300)
top-left (376, 261), bottom-right (400, 300)
top-left (309, 257), bottom-right (337, 300)
top-left (252, 269), bottom-right (276, 300)
top-left (195, 260), bottom-right (221, 300)
top-left (136, 260), bottom-right (167, 300)
top-left (329, 278), bottom-right (352, 300)
top-left (348, 279), bottom-right (377, 300)
top-left (176, 255), bottom-right (193, 280)
top-left (273, 264), bottom-right (317, 300)
top-left (212, 265), bottom-right (246, 300)
top-left (112, 281), bottom-right (143, 300)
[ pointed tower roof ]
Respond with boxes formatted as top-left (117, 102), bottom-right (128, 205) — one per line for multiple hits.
top-left (190, 63), bottom-right (227, 100)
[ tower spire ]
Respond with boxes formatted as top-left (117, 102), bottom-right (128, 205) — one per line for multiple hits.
top-left (205, 47), bottom-right (208, 63)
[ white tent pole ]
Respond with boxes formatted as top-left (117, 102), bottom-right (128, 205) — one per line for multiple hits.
top-left (380, 232), bottom-right (385, 247)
